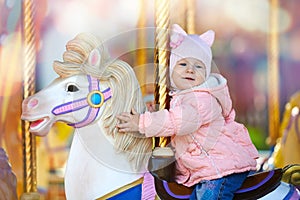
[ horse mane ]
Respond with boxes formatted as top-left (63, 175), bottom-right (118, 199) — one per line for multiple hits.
top-left (53, 33), bottom-right (152, 171)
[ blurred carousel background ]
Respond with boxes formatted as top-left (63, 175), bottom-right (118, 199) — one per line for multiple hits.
top-left (0, 0), bottom-right (299, 199)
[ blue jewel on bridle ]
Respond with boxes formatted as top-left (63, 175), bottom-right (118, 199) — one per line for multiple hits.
top-left (51, 75), bottom-right (112, 128)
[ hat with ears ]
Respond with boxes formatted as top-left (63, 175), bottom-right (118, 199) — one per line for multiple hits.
top-left (169, 24), bottom-right (215, 87)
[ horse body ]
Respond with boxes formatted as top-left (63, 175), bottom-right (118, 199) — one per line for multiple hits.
top-left (65, 130), bottom-right (144, 199)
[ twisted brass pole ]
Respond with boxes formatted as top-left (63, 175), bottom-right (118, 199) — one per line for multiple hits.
top-left (21, 0), bottom-right (38, 197)
top-left (267, 0), bottom-right (280, 146)
top-left (154, 0), bottom-right (170, 147)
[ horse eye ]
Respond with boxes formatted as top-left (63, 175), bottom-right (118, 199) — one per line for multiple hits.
top-left (67, 84), bottom-right (79, 92)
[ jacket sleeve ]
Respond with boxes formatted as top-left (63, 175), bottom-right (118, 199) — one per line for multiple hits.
top-left (139, 93), bottom-right (220, 137)
top-left (139, 109), bottom-right (177, 137)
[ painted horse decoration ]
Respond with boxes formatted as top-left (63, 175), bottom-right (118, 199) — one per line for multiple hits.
top-left (270, 91), bottom-right (300, 168)
top-left (22, 33), bottom-right (300, 199)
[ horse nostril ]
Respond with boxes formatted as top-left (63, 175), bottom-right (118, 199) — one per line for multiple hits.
top-left (28, 98), bottom-right (38, 108)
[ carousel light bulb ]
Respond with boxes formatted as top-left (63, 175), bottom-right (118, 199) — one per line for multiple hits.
top-left (291, 106), bottom-right (299, 117)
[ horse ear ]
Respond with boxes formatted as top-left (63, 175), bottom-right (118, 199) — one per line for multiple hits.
top-left (88, 48), bottom-right (101, 67)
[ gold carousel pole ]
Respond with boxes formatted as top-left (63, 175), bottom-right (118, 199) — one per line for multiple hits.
top-left (21, 0), bottom-right (39, 199)
top-left (185, 0), bottom-right (196, 34)
top-left (170, 0), bottom-right (185, 29)
top-left (172, 0), bottom-right (195, 34)
top-left (154, 0), bottom-right (170, 147)
top-left (267, 0), bottom-right (280, 146)
top-left (136, 0), bottom-right (147, 96)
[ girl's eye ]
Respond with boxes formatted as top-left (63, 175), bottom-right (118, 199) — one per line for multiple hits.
top-left (179, 63), bottom-right (187, 66)
top-left (66, 84), bottom-right (79, 92)
top-left (195, 65), bottom-right (204, 69)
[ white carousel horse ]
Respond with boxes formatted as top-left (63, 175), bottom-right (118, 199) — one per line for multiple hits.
top-left (21, 33), bottom-right (154, 199)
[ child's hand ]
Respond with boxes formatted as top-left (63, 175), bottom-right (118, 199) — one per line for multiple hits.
top-left (116, 108), bottom-right (140, 132)
top-left (146, 101), bottom-right (156, 112)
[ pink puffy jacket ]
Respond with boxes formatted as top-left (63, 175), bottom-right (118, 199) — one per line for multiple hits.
top-left (139, 73), bottom-right (259, 187)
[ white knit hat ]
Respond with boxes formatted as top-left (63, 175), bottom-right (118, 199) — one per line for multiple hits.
top-left (169, 24), bottom-right (215, 88)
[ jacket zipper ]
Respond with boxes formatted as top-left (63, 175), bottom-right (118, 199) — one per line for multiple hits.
top-left (190, 134), bottom-right (221, 176)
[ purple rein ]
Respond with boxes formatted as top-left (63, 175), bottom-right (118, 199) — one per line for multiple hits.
top-left (51, 75), bottom-right (112, 128)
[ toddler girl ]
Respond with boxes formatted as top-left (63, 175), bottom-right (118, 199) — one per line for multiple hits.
top-left (117, 24), bottom-right (259, 200)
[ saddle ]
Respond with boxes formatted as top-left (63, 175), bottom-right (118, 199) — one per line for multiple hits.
top-left (154, 168), bottom-right (282, 200)
top-left (233, 168), bottom-right (282, 200)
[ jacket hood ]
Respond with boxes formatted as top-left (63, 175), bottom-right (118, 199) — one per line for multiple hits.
top-left (170, 73), bottom-right (233, 117)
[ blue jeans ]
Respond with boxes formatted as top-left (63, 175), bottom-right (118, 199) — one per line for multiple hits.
top-left (189, 171), bottom-right (249, 200)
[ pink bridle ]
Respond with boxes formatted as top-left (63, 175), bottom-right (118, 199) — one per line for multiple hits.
top-left (51, 75), bottom-right (112, 128)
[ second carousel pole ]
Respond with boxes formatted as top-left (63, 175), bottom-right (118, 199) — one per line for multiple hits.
top-left (154, 0), bottom-right (170, 147)
top-left (21, 0), bottom-right (39, 199)
top-left (267, 0), bottom-right (280, 146)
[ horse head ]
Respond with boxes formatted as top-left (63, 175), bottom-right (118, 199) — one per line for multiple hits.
top-left (21, 33), bottom-right (152, 171)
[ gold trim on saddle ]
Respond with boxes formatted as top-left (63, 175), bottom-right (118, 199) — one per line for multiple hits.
top-left (96, 177), bottom-right (143, 200)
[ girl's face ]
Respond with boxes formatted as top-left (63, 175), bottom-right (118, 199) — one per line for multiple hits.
top-left (171, 57), bottom-right (206, 90)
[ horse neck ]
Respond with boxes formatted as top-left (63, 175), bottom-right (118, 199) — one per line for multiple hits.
top-left (72, 121), bottom-right (140, 172)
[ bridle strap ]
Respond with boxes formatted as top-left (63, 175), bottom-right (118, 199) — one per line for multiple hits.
top-left (51, 75), bottom-right (112, 128)
top-left (68, 105), bottom-right (100, 128)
